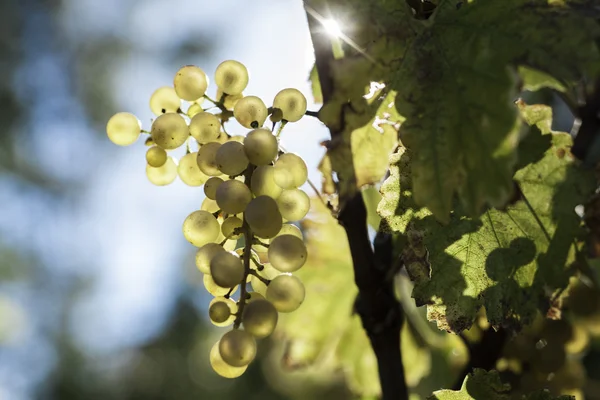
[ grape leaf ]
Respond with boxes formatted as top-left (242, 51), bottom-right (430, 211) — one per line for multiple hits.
top-left (518, 66), bottom-right (567, 93)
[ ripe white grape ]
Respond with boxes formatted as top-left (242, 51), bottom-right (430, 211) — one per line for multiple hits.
top-left (242, 299), bottom-right (278, 338)
top-left (197, 142), bottom-right (222, 176)
top-left (150, 86), bottom-right (181, 115)
top-left (174, 65), bottom-right (208, 101)
top-left (187, 103), bottom-right (203, 118)
top-left (215, 179), bottom-right (252, 214)
top-left (266, 274), bottom-right (305, 313)
top-left (195, 243), bottom-right (226, 274)
top-left (219, 329), bottom-right (257, 367)
top-left (182, 210), bottom-right (220, 247)
top-left (249, 263), bottom-right (279, 296)
top-left (243, 128), bottom-right (278, 166)
top-left (204, 274), bottom-right (238, 296)
top-left (222, 216), bottom-right (243, 240)
top-left (151, 112), bottom-right (189, 150)
top-left (145, 146), bottom-right (167, 168)
top-left (250, 166), bottom-right (283, 199)
top-left (268, 235), bottom-right (307, 272)
top-left (273, 153), bottom-right (308, 189)
top-left (216, 141), bottom-right (249, 176)
top-left (216, 88), bottom-right (243, 110)
top-left (189, 112), bottom-right (221, 144)
top-left (146, 156), bottom-right (178, 186)
top-left (178, 152), bottom-right (209, 186)
top-left (215, 60), bottom-right (249, 95)
top-left (277, 189), bottom-right (310, 221)
top-left (210, 340), bottom-right (247, 378)
top-left (210, 251), bottom-right (245, 288)
top-left (247, 291), bottom-right (266, 302)
top-left (276, 224), bottom-right (303, 239)
top-left (233, 96), bottom-right (267, 129)
top-left (106, 112), bottom-right (141, 146)
top-left (209, 297), bottom-right (237, 327)
top-left (273, 88), bottom-right (307, 122)
top-left (244, 196), bottom-right (283, 239)
top-left (201, 197), bottom-right (220, 213)
top-left (204, 177), bottom-right (224, 200)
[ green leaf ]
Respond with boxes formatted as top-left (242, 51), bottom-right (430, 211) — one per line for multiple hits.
top-left (309, 65), bottom-right (322, 104)
top-left (362, 187), bottom-right (383, 231)
top-left (518, 66), bottom-right (567, 93)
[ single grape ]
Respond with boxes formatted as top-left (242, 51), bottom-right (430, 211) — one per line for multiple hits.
top-left (250, 166), bottom-right (283, 199)
top-left (146, 146), bottom-right (167, 167)
top-left (233, 96), bottom-right (267, 129)
top-left (216, 141), bottom-right (249, 176)
top-left (149, 86), bottom-right (181, 115)
top-left (204, 274), bottom-right (238, 297)
top-left (201, 197), bottom-right (220, 213)
top-left (268, 235), bottom-right (307, 272)
top-left (106, 112), bottom-right (141, 146)
top-left (215, 60), bottom-right (249, 95)
top-left (266, 274), bottom-right (305, 313)
top-left (173, 65), bottom-right (208, 101)
top-left (277, 189), bottom-right (310, 221)
top-left (222, 216), bottom-right (243, 240)
top-left (276, 224), bottom-right (303, 239)
top-left (269, 108), bottom-right (283, 123)
top-left (197, 142), bottom-right (222, 176)
top-left (209, 298), bottom-right (235, 325)
top-left (215, 179), bottom-right (252, 215)
top-left (195, 242), bottom-right (226, 274)
top-left (146, 157), bottom-right (178, 186)
top-left (273, 153), bottom-right (308, 189)
top-left (243, 128), bottom-right (278, 166)
top-left (151, 112), bottom-right (189, 150)
top-left (247, 291), bottom-right (266, 302)
top-left (216, 88), bottom-right (243, 110)
top-left (242, 299), bottom-right (278, 338)
top-left (182, 210), bottom-right (220, 247)
top-left (210, 251), bottom-right (244, 288)
top-left (219, 329), bottom-right (257, 367)
top-left (273, 88), bottom-right (307, 122)
top-left (204, 177), bottom-right (224, 200)
top-left (189, 112), bottom-right (221, 144)
top-left (244, 196), bottom-right (283, 239)
top-left (210, 340), bottom-right (247, 378)
top-left (178, 152), bottom-right (209, 186)
top-left (187, 103), bottom-right (203, 118)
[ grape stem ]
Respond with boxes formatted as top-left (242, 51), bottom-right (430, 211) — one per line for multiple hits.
top-left (250, 257), bottom-right (264, 270)
top-left (304, 110), bottom-right (319, 118)
top-left (248, 269), bottom-right (270, 285)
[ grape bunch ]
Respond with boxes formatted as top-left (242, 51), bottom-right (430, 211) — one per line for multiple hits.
top-left (106, 60), bottom-right (311, 378)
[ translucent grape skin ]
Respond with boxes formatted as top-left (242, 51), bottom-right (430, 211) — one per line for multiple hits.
top-left (189, 112), bottom-right (221, 144)
top-left (272, 88), bottom-right (307, 122)
top-left (146, 146), bottom-right (167, 167)
top-left (276, 224), bottom-right (303, 239)
top-left (219, 329), bottom-right (257, 367)
top-left (266, 274), bottom-right (305, 313)
top-left (195, 243), bottom-right (226, 274)
top-left (244, 196), bottom-right (283, 239)
top-left (242, 299), bottom-right (278, 338)
top-left (204, 274), bottom-right (237, 297)
top-left (151, 112), bottom-right (189, 150)
top-left (106, 112), bottom-right (141, 146)
top-left (216, 141), bottom-right (249, 176)
top-left (209, 300), bottom-right (232, 324)
top-left (268, 234), bottom-right (308, 272)
top-left (250, 166), bottom-right (283, 199)
top-left (197, 142), bottom-right (222, 176)
top-left (243, 128), bottom-right (278, 166)
top-left (273, 153), bottom-right (308, 189)
top-left (210, 340), bottom-right (247, 378)
top-left (222, 216), bottom-right (243, 240)
top-left (233, 96), bottom-right (268, 129)
top-left (204, 177), bottom-right (224, 200)
top-left (149, 86), bottom-right (181, 115)
top-left (210, 251), bottom-right (244, 288)
top-left (173, 65), bottom-right (208, 101)
top-left (250, 263), bottom-right (279, 296)
top-left (146, 157), bottom-right (178, 186)
top-left (277, 189), bottom-right (310, 222)
top-left (178, 152), bottom-right (209, 186)
top-left (215, 179), bottom-right (252, 215)
top-left (182, 210), bottom-right (220, 247)
top-left (215, 60), bottom-right (249, 95)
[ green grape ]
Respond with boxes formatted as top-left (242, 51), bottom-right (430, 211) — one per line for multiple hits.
top-left (250, 166), bottom-right (283, 199)
top-left (233, 96), bottom-right (267, 129)
top-left (219, 329), bottom-right (257, 367)
top-left (197, 142), bottom-right (222, 176)
top-left (173, 65), bottom-right (208, 101)
top-left (243, 128), bottom-right (278, 166)
top-left (215, 60), bottom-right (249, 95)
top-left (269, 108), bottom-right (283, 123)
top-left (178, 152), bottom-right (209, 186)
top-left (209, 296), bottom-right (237, 327)
top-left (215, 179), bottom-right (252, 214)
top-left (276, 224), bottom-right (303, 239)
top-left (210, 340), bottom-right (247, 378)
top-left (531, 344), bottom-right (566, 374)
top-left (189, 112), bottom-right (221, 144)
top-left (146, 156), bottom-right (178, 186)
top-left (146, 146), bottom-right (167, 168)
top-left (242, 299), bottom-right (278, 338)
top-left (277, 189), bottom-right (310, 222)
top-left (565, 324), bottom-right (589, 354)
top-left (250, 263), bottom-right (281, 296)
top-left (106, 112), bottom-right (141, 146)
top-left (216, 88), bottom-right (243, 110)
top-left (272, 88), bottom-right (307, 122)
top-left (268, 235), bottom-right (307, 272)
top-left (222, 216), bottom-right (243, 240)
top-left (195, 243), bottom-right (226, 274)
top-left (149, 86), bottom-right (181, 115)
top-left (204, 177), bottom-right (224, 200)
top-left (204, 274), bottom-right (237, 297)
top-left (216, 141), bottom-right (249, 176)
top-left (151, 112), bottom-right (189, 150)
top-left (244, 196), bottom-right (283, 239)
top-left (187, 103), bottom-right (203, 118)
top-left (273, 153), bottom-right (308, 189)
top-left (541, 319), bottom-right (572, 345)
top-left (247, 291), bottom-right (265, 302)
top-left (210, 251), bottom-right (244, 288)
top-left (266, 274), bottom-right (305, 313)
top-left (182, 210), bottom-right (220, 247)
top-left (201, 197), bottom-right (220, 213)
